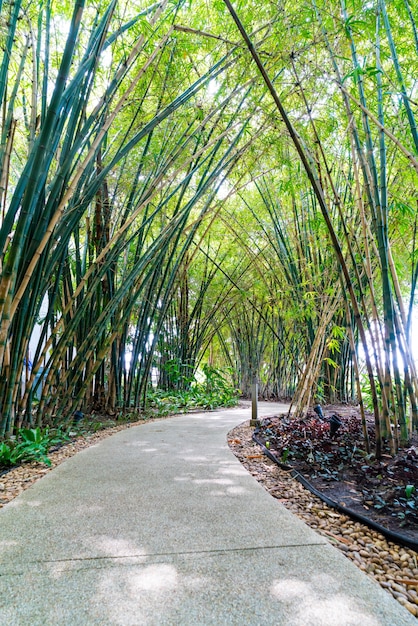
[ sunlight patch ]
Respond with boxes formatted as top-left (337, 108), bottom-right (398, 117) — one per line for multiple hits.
top-left (129, 564), bottom-right (178, 592)
top-left (194, 478), bottom-right (234, 485)
top-left (217, 466), bottom-right (247, 476)
top-left (227, 486), bottom-right (247, 495)
top-left (270, 579), bottom-right (310, 600)
top-left (270, 578), bottom-right (381, 626)
top-left (95, 563), bottom-right (207, 625)
top-left (93, 535), bottom-right (147, 559)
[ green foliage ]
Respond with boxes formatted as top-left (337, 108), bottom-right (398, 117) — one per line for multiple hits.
top-left (145, 365), bottom-right (240, 415)
top-left (405, 484), bottom-right (415, 499)
top-left (0, 427), bottom-right (69, 468)
top-left (197, 364), bottom-right (240, 407)
top-left (281, 448), bottom-right (289, 463)
top-left (360, 373), bottom-right (404, 417)
top-left (0, 0), bottom-right (416, 454)
top-left (314, 380), bottom-right (326, 405)
top-left (161, 359), bottom-right (195, 389)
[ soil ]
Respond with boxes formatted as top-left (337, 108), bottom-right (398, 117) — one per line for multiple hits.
top-left (228, 417), bottom-right (418, 619)
top-left (253, 404), bottom-right (418, 545)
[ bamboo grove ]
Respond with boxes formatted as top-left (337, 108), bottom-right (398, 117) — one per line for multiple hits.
top-left (0, 0), bottom-right (417, 457)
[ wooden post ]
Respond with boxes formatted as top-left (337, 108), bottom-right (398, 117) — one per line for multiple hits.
top-left (250, 379), bottom-right (260, 427)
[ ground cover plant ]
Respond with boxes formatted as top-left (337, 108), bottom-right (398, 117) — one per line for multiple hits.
top-left (0, 365), bottom-right (239, 470)
top-left (146, 365), bottom-right (240, 414)
top-left (0, 0), bottom-right (416, 484)
top-left (0, 427), bottom-right (70, 468)
top-left (257, 405), bottom-right (418, 541)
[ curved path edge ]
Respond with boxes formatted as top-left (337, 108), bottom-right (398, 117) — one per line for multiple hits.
top-left (0, 402), bottom-right (415, 625)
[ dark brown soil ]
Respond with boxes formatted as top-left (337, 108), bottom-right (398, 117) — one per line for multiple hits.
top-left (255, 405), bottom-right (418, 545)
top-left (228, 419), bottom-right (418, 618)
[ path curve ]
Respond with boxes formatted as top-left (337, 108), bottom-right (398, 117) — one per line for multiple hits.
top-left (0, 402), bottom-right (415, 625)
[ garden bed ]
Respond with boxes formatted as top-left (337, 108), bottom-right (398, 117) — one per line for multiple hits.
top-left (254, 405), bottom-right (418, 544)
top-left (228, 411), bottom-right (418, 619)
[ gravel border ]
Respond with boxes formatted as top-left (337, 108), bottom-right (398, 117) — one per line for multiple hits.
top-left (228, 420), bottom-right (418, 619)
top-left (0, 417), bottom-right (167, 509)
top-left (1, 414), bottom-right (416, 618)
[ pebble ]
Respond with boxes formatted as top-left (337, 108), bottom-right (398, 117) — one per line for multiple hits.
top-left (1, 418), bottom-right (417, 620)
top-left (229, 421), bottom-right (418, 620)
top-left (0, 419), bottom-right (150, 510)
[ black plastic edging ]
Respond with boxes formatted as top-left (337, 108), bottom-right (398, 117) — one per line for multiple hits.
top-left (252, 430), bottom-right (418, 553)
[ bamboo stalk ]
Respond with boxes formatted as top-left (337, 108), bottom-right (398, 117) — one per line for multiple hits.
top-left (223, 0), bottom-right (384, 455)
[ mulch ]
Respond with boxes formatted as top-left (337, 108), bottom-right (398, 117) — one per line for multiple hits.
top-left (254, 405), bottom-right (418, 545)
top-left (0, 410), bottom-right (416, 618)
top-left (228, 418), bottom-right (418, 619)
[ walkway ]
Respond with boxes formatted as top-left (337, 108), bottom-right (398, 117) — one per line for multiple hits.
top-left (0, 402), bottom-right (415, 625)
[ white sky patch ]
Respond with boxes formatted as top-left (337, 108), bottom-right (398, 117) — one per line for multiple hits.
top-left (206, 79), bottom-right (220, 98)
top-left (408, 307), bottom-right (418, 364)
top-left (101, 44), bottom-right (113, 70)
top-left (356, 308), bottom-right (418, 374)
top-left (216, 179), bottom-right (232, 200)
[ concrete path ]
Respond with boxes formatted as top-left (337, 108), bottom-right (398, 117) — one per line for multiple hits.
top-left (0, 402), bottom-right (415, 625)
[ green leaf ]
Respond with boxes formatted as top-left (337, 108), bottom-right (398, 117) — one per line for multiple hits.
top-left (0, 442), bottom-right (13, 465)
top-left (342, 67), bottom-right (364, 84)
top-left (20, 428), bottom-right (42, 444)
top-left (324, 357), bottom-right (339, 369)
top-left (405, 484), bottom-right (415, 499)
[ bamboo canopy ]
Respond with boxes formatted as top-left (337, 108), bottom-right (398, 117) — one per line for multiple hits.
top-left (0, 0), bottom-right (417, 457)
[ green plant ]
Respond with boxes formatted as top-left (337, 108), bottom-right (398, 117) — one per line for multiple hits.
top-left (0, 442), bottom-right (14, 466)
top-left (198, 364), bottom-right (240, 407)
top-left (314, 381), bottom-right (326, 406)
top-left (405, 484), bottom-right (415, 499)
top-left (0, 427), bottom-right (70, 468)
top-left (281, 448), bottom-right (290, 463)
top-left (143, 365), bottom-right (240, 416)
top-left (360, 373), bottom-right (389, 414)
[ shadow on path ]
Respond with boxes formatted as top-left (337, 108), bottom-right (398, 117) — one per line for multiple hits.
top-left (0, 403), bottom-right (415, 625)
